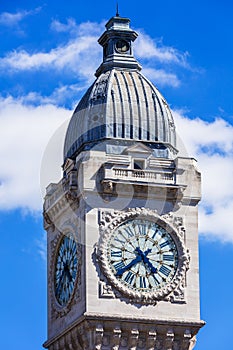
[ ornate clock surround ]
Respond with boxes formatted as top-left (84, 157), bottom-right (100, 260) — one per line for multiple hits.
top-left (49, 229), bottom-right (82, 318)
top-left (97, 207), bottom-right (190, 305)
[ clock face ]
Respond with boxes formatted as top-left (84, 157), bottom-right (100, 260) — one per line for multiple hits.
top-left (115, 39), bottom-right (130, 53)
top-left (107, 219), bottom-right (178, 292)
top-left (54, 235), bottom-right (78, 306)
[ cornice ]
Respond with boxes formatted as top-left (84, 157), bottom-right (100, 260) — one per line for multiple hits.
top-left (44, 314), bottom-right (205, 350)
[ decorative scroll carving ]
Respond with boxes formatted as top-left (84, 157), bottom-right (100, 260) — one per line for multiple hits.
top-left (161, 213), bottom-right (185, 241)
top-left (65, 332), bottom-right (74, 350)
top-left (92, 78), bottom-right (108, 101)
top-left (44, 167), bottom-right (79, 226)
top-left (169, 282), bottom-right (185, 303)
top-left (101, 180), bottom-right (114, 194)
top-left (182, 331), bottom-right (196, 350)
top-left (43, 211), bottom-right (55, 231)
top-left (70, 328), bottom-right (81, 349)
top-left (146, 330), bottom-right (157, 350)
top-left (78, 324), bottom-right (89, 349)
top-left (99, 281), bottom-right (115, 298)
top-left (112, 326), bottom-right (121, 350)
top-left (164, 329), bottom-right (174, 350)
top-left (95, 324), bottom-right (104, 350)
top-left (129, 328), bottom-right (139, 350)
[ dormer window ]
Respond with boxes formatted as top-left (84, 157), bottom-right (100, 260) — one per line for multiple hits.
top-left (133, 159), bottom-right (144, 170)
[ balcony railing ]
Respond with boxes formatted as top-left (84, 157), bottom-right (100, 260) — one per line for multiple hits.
top-left (107, 168), bottom-right (175, 184)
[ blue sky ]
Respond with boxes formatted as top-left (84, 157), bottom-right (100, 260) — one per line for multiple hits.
top-left (0, 1), bottom-right (233, 349)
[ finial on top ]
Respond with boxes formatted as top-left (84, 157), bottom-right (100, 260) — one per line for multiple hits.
top-left (116, 2), bottom-right (120, 17)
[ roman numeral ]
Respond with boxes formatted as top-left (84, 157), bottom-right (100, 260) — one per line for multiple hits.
top-left (159, 265), bottom-right (171, 277)
top-left (151, 228), bottom-right (158, 239)
top-left (140, 276), bottom-right (147, 288)
top-left (152, 274), bottom-right (160, 285)
top-left (163, 254), bottom-right (174, 261)
top-left (124, 271), bottom-right (134, 284)
top-left (114, 237), bottom-right (125, 245)
top-left (111, 250), bottom-right (122, 257)
top-left (138, 223), bottom-right (147, 236)
top-left (160, 241), bottom-right (169, 249)
top-left (124, 226), bottom-right (134, 238)
top-left (114, 261), bottom-right (125, 271)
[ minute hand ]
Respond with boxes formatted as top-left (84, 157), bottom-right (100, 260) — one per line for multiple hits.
top-left (136, 247), bottom-right (157, 273)
top-left (116, 255), bottom-right (142, 277)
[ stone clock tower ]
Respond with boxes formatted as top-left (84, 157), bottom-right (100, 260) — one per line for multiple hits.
top-left (43, 14), bottom-right (204, 350)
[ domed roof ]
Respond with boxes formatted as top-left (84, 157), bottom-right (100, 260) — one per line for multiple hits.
top-left (64, 15), bottom-right (176, 161)
top-left (64, 69), bottom-right (176, 160)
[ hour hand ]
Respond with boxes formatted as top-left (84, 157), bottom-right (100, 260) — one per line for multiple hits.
top-left (135, 247), bottom-right (157, 273)
top-left (65, 268), bottom-right (73, 282)
top-left (115, 254), bottom-right (142, 277)
top-left (135, 247), bottom-right (151, 257)
top-left (142, 254), bottom-right (157, 273)
top-left (56, 270), bottom-right (65, 295)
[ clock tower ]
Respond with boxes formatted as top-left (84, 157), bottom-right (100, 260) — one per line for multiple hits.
top-left (43, 14), bottom-right (204, 350)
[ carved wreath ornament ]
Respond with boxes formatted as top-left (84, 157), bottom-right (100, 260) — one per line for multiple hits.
top-left (97, 208), bottom-right (189, 304)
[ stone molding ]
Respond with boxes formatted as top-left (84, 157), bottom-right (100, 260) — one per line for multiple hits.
top-left (97, 207), bottom-right (189, 305)
top-left (43, 315), bottom-right (204, 350)
top-left (43, 168), bottom-right (79, 229)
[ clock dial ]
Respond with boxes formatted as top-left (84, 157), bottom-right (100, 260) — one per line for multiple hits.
top-left (115, 39), bottom-right (130, 53)
top-left (54, 235), bottom-right (78, 306)
top-left (107, 219), bottom-right (178, 292)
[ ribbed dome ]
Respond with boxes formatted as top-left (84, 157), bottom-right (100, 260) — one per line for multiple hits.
top-left (64, 69), bottom-right (176, 160)
top-left (64, 15), bottom-right (177, 161)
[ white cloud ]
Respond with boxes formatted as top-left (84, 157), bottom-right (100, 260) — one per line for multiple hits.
top-left (2, 17), bottom-right (231, 244)
top-left (0, 19), bottom-right (189, 88)
top-left (174, 111), bottom-right (233, 243)
top-left (0, 22), bottom-right (102, 82)
top-left (0, 96), bottom-right (71, 212)
top-left (0, 8), bottom-right (41, 27)
top-left (1, 96), bottom-right (233, 244)
top-left (50, 18), bottom-right (103, 37)
top-left (35, 231), bottom-right (47, 262)
top-left (50, 18), bottom-right (77, 33)
top-left (142, 67), bottom-right (180, 87)
top-left (135, 30), bottom-right (189, 67)
top-left (11, 84), bottom-right (85, 107)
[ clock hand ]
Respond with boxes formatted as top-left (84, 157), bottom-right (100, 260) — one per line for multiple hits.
top-left (115, 254), bottom-right (142, 277)
top-left (65, 268), bottom-right (73, 282)
top-left (141, 254), bottom-right (157, 274)
top-left (135, 247), bottom-right (157, 273)
top-left (56, 269), bottom-right (65, 295)
top-left (135, 247), bottom-right (151, 256)
top-left (62, 260), bottom-right (73, 283)
top-left (144, 248), bottom-right (152, 256)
